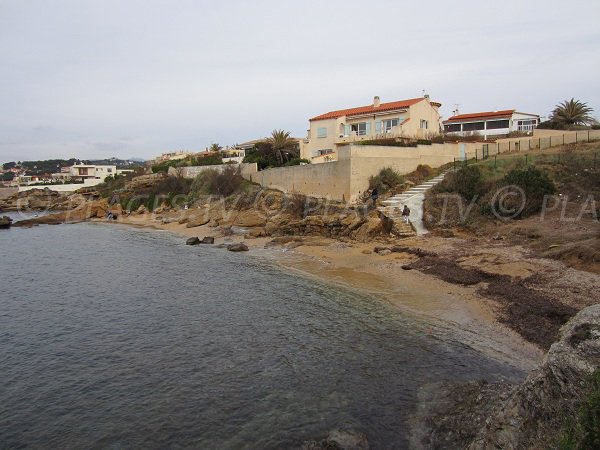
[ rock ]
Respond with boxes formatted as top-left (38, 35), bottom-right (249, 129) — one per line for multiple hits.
top-left (302, 429), bottom-right (369, 450)
top-left (227, 242), bottom-right (249, 252)
top-left (401, 265), bottom-right (412, 270)
top-left (362, 249), bottom-right (372, 254)
top-left (377, 249), bottom-right (392, 256)
top-left (186, 216), bottom-right (210, 228)
top-left (185, 237), bottom-right (200, 245)
top-left (0, 216), bottom-right (13, 228)
top-left (136, 205), bottom-right (148, 214)
top-left (208, 219), bottom-right (220, 227)
top-left (13, 199), bottom-right (109, 226)
top-left (245, 228), bottom-right (266, 239)
top-left (200, 236), bottom-right (214, 244)
top-left (221, 226), bottom-right (234, 236)
top-left (467, 304), bottom-right (600, 449)
top-left (233, 210), bottom-right (267, 228)
top-left (373, 246), bottom-right (389, 254)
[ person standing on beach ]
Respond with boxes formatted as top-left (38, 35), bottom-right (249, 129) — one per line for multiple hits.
top-left (402, 205), bottom-right (410, 224)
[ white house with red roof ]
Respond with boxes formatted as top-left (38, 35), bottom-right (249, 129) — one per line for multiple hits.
top-left (300, 96), bottom-right (442, 162)
top-left (443, 109), bottom-right (540, 139)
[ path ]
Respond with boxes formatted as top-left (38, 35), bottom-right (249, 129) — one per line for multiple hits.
top-left (378, 173), bottom-right (448, 236)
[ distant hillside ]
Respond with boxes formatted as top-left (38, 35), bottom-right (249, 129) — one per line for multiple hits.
top-left (2, 157), bottom-right (145, 175)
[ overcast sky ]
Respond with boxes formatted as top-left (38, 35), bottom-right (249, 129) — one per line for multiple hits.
top-left (1, 0), bottom-right (599, 162)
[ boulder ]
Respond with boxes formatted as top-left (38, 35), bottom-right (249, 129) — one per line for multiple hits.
top-left (468, 304), bottom-right (600, 449)
top-left (0, 216), bottom-right (12, 229)
top-left (185, 237), bottom-right (200, 245)
top-left (233, 210), bottom-right (266, 228)
top-left (245, 228), bottom-right (266, 239)
top-left (227, 242), bottom-right (249, 252)
top-left (136, 205), bottom-right (148, 214)
top-left (200, 236), bottom-right (214, 244)
top-left (186, 216), bottom-right (210, 228)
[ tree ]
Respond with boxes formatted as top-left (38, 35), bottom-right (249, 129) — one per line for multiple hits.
top-left (266, 129), bottom-right (299, 164)
top-left (550, 98), bottom-right (594, 127)
top-left (208, 143), bottom-right (223, 153)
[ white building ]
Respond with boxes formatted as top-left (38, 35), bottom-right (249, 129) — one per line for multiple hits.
top-left (443, 109), bottom-right (540, 139)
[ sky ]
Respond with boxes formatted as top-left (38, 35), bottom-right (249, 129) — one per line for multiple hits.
top-left (1, 0), bottom-right (599, 163)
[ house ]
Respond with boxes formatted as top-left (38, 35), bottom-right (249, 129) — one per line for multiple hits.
top-left (300, 95), bottom-right (442, 163)
top-left (443, 110), bottom-right (540, 139)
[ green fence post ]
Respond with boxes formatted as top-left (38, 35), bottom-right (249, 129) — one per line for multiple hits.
top-left (475, 149), bottom-right (478, 162)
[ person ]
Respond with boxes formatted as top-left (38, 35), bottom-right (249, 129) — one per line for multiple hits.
top-left (402, 205), bottom-right (411, 224)
top-left (371, 187), bottom-right (379, 207)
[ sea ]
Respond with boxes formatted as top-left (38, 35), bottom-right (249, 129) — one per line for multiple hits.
top-left (0, 213), bottom-right (523, 449)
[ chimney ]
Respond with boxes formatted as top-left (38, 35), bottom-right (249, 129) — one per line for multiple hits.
top-left (373, 96), bottom-right (380, 107)
top-left (424, 94), bottom-right (430, 100)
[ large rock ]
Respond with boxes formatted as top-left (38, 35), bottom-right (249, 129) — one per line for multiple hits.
top-left (233, 210), bottom-right (266, 228)
top-left (200, 236), bottom-right (214, 244)
top-left (468, 304), bottom-right (600, 449)
top-left (186, 237), bottom-right (200, 245)
top-left (0, 216), bottom-right (13, 228)
top-left (186, 215), bottom-right (210, 228)
top-left (227, 242), bottom-right (249, 252)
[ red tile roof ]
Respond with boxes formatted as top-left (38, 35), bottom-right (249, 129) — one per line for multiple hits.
top-left (444, 110), bottom-right (515, 123)
top-left (309, 97), bottom-right (425, 121)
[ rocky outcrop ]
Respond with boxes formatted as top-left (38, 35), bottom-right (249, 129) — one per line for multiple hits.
top-left (12, 200), bottom-right (109, 226)
top-left (0, 188), bottom-right (67, 211)
top-left (467, 304), bottom-right (600, 449)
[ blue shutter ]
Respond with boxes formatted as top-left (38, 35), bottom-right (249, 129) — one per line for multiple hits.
top-left (365, 122), bottom-right (371, 135)
top-left (375, 121), bottom-right (382, 133)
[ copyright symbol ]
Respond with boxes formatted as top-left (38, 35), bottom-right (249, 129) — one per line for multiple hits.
top-left (491, 185), bottom-right (526, 220)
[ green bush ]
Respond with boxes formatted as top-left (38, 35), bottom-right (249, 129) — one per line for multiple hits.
top-left (189, 153), bottom-right (223, 166)
top-left (495, 166), bottom-right (555, 218)
top-left (282, 158), bottom-right (310, 167)
top-left (435, 165), bottom-right (484, 200)
top-left (369, 167), bottom-right (404, 192)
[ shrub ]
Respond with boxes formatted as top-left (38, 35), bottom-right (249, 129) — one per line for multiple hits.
top-left (493, 166), bottom-right (555, 218)
top-left (435, 165), bottom-right (484, 201)
top-left (189, 165), bottom-right (244, 198)
top-left (282, 158), bottom-right (310, 167)
top-left (190, 153), bottom-right (223, 166)
top-left (369, 167), bottom-right (404, 192)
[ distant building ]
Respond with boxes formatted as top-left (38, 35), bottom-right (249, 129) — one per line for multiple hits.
top-left (156, 150), bottom-right (194, 162)
top-left (300, 96), bottom-right (442, 163)
top-left (443, 109), bottom-right (540, 139)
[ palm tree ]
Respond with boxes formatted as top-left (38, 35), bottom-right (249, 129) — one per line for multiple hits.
top-left (266, 129), bottom-right (299, 164)
top-left (208, 143), bottom-right (223, 153)
top-left (550, 98), bottom-right (594, 126)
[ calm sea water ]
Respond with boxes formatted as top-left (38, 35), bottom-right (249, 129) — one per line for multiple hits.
top-left (0, 216), bottom-right (522, 449)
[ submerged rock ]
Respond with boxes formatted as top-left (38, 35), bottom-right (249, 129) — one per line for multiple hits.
top-left (185, 237), bottom-right (200, 245)
top-left (302, 429), bottom-right (369, 450)
top-left (200, 236), bottom-right (214, 244)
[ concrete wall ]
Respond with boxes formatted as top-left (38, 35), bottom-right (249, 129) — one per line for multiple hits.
top-left (172, 163), bottom-right (258, 179)
top-left (250, 142), bottom-right (463, 203)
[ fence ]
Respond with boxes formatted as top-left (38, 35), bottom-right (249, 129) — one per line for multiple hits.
top-left (452, 149), bottom-right (599, 172)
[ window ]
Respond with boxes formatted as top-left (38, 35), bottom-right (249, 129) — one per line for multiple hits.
top-left (351, 122), bottom-right (368, 136)
top-left (463, 121), bottom-right (485, 131)
top-left (486, 120), bottom-right (510, 130)
top-left (317, 127), bottom-right (327, 138)
top-left (315, 149), bottom-right (333, 156)
top-left (444, 123), bottom-right (461, 133)
top-left (383, 118), bottom-right (400, 132)
top-left (517, 119), bottom-right (538, 131)
top-left (107, 168), bottom-right (112, 173)
top-left (420, 119), bottom-right (428, 129)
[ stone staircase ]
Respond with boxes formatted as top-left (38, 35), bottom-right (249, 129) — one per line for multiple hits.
top-left (378, 172), bottom-right (448, 236)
